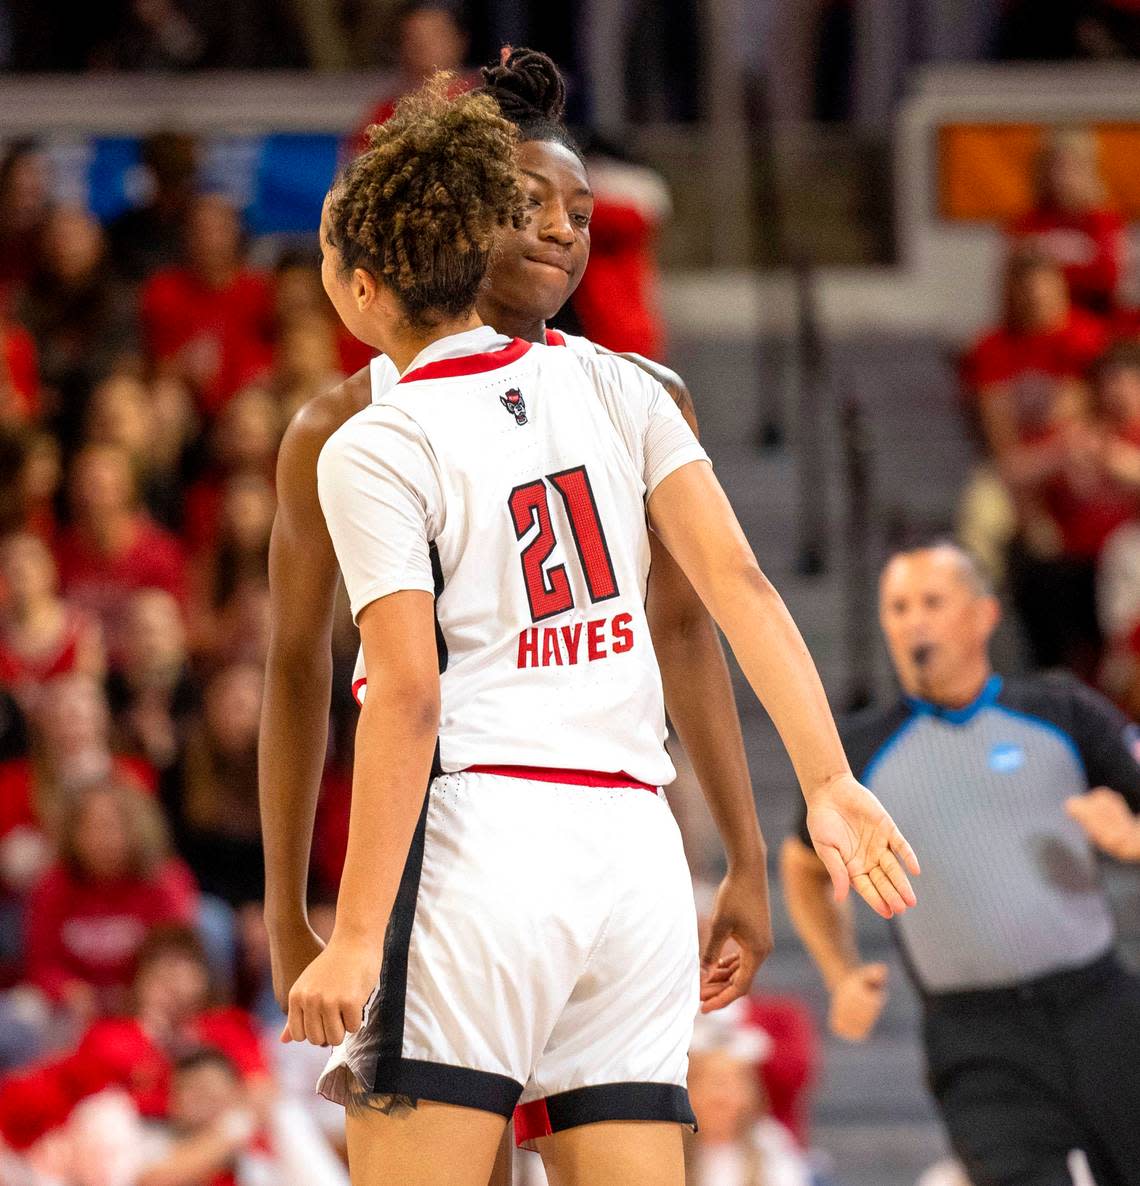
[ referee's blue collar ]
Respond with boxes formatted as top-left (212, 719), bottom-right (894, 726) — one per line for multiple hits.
top-left (905, 673), bottom-right (1002, 725)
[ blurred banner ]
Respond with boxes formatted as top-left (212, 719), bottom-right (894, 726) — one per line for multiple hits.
top-left (45, 133), bottom-right (341, 233)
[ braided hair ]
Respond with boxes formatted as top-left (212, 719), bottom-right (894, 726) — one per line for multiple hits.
top-left (477, 48), bottom-right (583, 162)
top-left (326, 74), bottom-right (525, 329)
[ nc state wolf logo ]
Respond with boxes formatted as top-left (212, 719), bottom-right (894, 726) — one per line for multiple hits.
top-left (500, 388), bottom-right (528, 425)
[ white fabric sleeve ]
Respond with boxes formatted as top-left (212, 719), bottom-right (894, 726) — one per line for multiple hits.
top-left (581, 353), bottom-right (709, 497)
top-left (316, 409), bottom-right (441, 622)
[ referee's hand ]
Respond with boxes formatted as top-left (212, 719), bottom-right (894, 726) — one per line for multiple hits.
top-left (829, 963), bottom-right (889, 1042)
top-left (805, 773), bottom-right (920, 919)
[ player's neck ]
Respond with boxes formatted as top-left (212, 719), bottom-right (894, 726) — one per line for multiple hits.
top-left (474, 295), bottom-right (547, 344)
top-left (384, 310), bottom-right (486, 374)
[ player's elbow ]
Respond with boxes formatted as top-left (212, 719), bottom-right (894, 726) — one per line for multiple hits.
top-left (363, 674), bottom-right (440, 738)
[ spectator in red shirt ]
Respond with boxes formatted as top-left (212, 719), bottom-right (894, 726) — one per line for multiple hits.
top-left (55, 443), bottom-right (186, 658)
top-left (0, 533), bottom-right (105, 716)
top-left (141, 195), bottom-right (274, 419)
top-left (0, 924), bottom-right (268, 1151)
top-left (0, 675), bottom-right (156, 905)
top-left (1009, 128), bottom-right (1125, 317)
top-left (963, 246), bottom-right (1105, 464)
top-left (24, 780), bottom-right (197, 1026)
top-left (960, 247), bottom-right (1114, 675)
top-left (0, 317), bottom-right (41, 425)
top-left (351, 1), bottom-right (473, 151)
top-left (17, 208), bottom-right (140, 449)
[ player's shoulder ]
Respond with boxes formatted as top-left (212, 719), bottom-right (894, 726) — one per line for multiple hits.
top-left (283, 367), bottom-right (372, 458)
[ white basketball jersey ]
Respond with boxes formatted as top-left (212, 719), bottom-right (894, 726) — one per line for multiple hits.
top-left (319, 326), bottom-right (706, 786)
top-left (351, 329), bottom-right (598, 701)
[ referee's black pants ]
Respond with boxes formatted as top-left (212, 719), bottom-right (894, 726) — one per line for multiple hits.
top-left (922, 953), bottom-right (1140, 1186)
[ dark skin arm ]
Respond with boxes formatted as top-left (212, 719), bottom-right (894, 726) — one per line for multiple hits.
top-left (618, 351), bottom-right (772, 1009)
top-left (259, 369), bottom-right (370, 1003)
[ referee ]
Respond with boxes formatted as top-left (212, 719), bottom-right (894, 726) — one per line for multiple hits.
top-left (782, 542), bottom-right (1140, 1186)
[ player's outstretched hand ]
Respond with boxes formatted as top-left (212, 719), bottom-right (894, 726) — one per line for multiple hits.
top-left (281, 936), bottom-right (378, 1049)
top-left (699, 866), bottom-right (774, 1013)
top-left (806, 773), bottom-right (920, 919)
top-left (1066, 787), bottom-right (1140, 862)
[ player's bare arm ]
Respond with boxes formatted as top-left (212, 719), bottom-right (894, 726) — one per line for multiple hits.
top-left (259, 368), bottom-right (370, 1008)
top-left (615, 353), bottom-right (771, 1010)
top-left (647, 460), bottom-right (920, 920)
top-left (283, 588), bottom-right (440, 1049)
top-left (780, 836), bottom-right (889, 1041)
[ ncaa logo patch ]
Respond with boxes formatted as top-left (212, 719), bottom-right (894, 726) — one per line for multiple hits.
top-left (989, 742), bottom-right (1025, 773)
top-left (500, 388), bottom-right (528, 425)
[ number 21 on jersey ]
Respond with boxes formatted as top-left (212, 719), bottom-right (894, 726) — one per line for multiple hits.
top-left (508, 465), bottom-right (619, 623)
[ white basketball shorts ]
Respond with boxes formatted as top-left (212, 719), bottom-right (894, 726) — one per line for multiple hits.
top-left (317, 766), bottom-right (699, 1143)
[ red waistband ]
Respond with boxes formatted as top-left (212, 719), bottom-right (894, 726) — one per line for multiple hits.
top-left (463, 764), bottom-right (658, 792)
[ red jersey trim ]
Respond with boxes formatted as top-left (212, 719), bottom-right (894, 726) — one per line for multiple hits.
top-left (465, 764), bottom-right (658, 792)
top-left (544, 329), bottom-right (566, 347)
top-left (398, 338), bottom-right (531, 384)
top-left (351, 677), bottom-right (367, 705)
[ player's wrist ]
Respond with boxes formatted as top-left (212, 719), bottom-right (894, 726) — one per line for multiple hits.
top-left (801, 767), bottom-right (857, 805)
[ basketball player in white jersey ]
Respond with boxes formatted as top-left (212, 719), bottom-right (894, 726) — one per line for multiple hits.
top-left (279, 78), bottom-right (919, 1186)
top-left (262, 50), bottom-right (775, 1108)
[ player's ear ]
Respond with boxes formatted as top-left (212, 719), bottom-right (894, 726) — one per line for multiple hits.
top-left (352, 267), bottom-right (378, 312)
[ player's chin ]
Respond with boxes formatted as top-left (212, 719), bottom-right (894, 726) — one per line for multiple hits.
top-left (520, 260), bottom-right (576, 308)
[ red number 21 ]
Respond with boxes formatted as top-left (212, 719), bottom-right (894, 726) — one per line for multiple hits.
top-left (508, 465), bottom-right (619, 623)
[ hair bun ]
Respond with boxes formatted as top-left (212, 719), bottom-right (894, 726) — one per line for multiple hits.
top-left (480, 47), bottom-right (566, 124)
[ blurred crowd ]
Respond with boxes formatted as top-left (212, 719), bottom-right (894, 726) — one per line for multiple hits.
top-left (955, 127), bottom-right (1140, 714)
top-left (0, 8), bottom-right (793, 1185)
top-left (2, 2), bottom-right (1137, 1182)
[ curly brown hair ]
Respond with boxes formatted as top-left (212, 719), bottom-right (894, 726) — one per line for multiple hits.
top-left (326, 74), bottom-right (525, 330)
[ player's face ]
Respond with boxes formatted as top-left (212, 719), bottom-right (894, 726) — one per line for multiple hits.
top-left (879, 550), bottom-right (997, 697)
top-left (483, 139), bottom-right (592, 325)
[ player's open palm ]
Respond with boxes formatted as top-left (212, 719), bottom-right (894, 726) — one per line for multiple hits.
top-left (806, 773), bottom-right (919, 919)
top-left (1066, 787), bottom-right (1140, 862)
top-left (829, 963), bottom-right (889, 1042)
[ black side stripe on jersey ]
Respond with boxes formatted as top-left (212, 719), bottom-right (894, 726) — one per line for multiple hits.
top-left (429, 540), bottom-right (448, 677)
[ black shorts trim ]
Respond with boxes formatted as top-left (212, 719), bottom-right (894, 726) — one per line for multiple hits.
top-left (515, 1081), bottom-right (696, 1144)
top-left (371, 790), bottom-right (431, 1073)
top-left (370, 1057), bottom-right (523, 1117)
